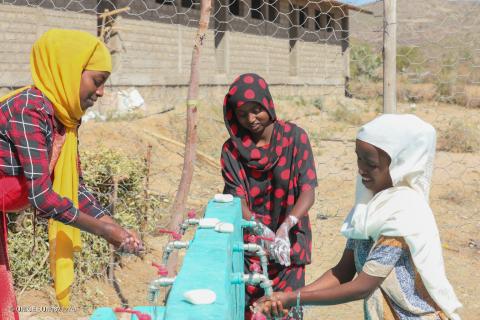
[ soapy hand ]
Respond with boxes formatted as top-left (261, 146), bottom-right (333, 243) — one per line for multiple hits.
top-left (270, 215), bottom-right (298, 266)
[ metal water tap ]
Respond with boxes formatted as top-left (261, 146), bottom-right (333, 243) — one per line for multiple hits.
top-left (179, 209), bottom-right (200, 234)
top-left (148, 262), bottom-right (176, 303)
top-left (152, 262), bottom-right (168, 277)
top-left (242, 218), bottom-right (270, 238)
top-left (158, 229), bottom-right (191, 265)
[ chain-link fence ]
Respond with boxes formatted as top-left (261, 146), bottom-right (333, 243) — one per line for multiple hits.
top-left (0, 0), bottom-right (479, 319)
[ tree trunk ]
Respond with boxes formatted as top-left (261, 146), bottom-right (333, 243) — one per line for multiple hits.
top-left (164, 0), bottom-right (213, 278)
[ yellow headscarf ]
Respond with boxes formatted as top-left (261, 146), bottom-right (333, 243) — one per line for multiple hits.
top-left (0, 29), bottom-right (111, 307)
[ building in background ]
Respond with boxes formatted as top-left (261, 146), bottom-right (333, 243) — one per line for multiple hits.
top-left (0, 0), bottom-right (371, 97)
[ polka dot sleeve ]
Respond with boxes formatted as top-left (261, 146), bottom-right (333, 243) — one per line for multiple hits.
top-left (295, 128), bottom-right (318, 191)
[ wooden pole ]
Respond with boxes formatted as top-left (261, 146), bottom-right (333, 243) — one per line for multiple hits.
top-left (98, 6), bottom-right (130, 18)
top-left (99, 9), bottom-right (108, 40)
top-left (141, 144), bottom-right (152, 236)
top-left (164, 0), bottom-right (213, 278)
top-left (383, 0), bottom-right (397, 113)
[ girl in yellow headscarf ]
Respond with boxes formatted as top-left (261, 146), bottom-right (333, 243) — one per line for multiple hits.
top-left (0, 29), bottom-right (142, 319)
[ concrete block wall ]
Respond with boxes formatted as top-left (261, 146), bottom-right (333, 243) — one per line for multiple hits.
top-left (0, 4), bottom-right (96, 87)
top-left (297, 42), bottom-right (344, 85)
top-left (265, 37), bottom-right (291, 81)
top-left (228, 32), bottom-right (270, 79)
top-left (0, 3), bottom-right (346, 93)
top-left (108, 17), bottom-right (217, 86)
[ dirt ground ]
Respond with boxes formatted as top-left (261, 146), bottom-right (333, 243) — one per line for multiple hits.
top-left (16, 92), bottom-right (480, 319)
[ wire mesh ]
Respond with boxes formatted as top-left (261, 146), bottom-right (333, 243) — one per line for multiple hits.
top-left (0, 0), bottom-right (478, 319)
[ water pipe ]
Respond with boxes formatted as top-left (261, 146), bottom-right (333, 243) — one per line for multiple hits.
top-left (233, 235), bottom-right (272, 281)
top-left (241, 219), bottom-right (259, 230)
top-left (231, 272), bottom-right (273, 296)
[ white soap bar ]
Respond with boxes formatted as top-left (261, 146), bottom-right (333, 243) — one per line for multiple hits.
top-left (183, 289), bottom-right (216, 305)
top-left (198, 218), bottom-right (220, 228)
top-left (214, 222), bottom-right (234, 233)
top-left (213, 194), bottom-right (234, 203)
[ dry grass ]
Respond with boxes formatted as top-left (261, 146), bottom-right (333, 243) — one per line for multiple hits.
top-left (438, 119), bottom-right (480, 153)
top-left (457, 85), bottom-right (480, 109)
top-left (397, 82), bottom-right (437, 103)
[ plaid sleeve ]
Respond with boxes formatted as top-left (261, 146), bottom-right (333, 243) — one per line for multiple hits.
top-left (362, 236), bottom-right (406, 277)
top-left (8, 105), bottom-right (79, 224)
top-left (78, 179), bottom-right (110, 219)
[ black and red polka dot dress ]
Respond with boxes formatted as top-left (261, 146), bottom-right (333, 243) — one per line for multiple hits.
top-left (220, 73), bottom-right (318, 319)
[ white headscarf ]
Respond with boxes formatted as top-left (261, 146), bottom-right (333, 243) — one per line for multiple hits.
top-left (341, 114), bottom-right (462, 320)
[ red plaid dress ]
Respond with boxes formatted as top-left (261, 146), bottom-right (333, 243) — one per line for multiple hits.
top-left (0, 87), bottom-right (110, 319)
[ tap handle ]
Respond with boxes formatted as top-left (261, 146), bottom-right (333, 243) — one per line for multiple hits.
top-left (158, 228), bottom-right (182, 240)
top-left (251, 312), bottom-right (267, 320)
top-left (257, 235), bottom-right (274, 242)
top-left (152, 262), bottom-right (168, 276)
top-left (187, 209), bottom-right (196, 219)
top-left (114, 308), bottom-right (152, 320)
top-left (249, 263), bottom-right (262, 273)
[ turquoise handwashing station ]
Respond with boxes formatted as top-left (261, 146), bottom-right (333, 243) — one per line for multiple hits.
top-left (91, 196), bottom-right (272, 320)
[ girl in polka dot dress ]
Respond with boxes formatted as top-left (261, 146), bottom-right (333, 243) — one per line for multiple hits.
top-left (220, 73), bottom-right (318, 319)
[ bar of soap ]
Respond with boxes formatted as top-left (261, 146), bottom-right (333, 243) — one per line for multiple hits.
top-left (183, 289), bottom-right (216, 305)
top-left (198, 218), bottom-right (220, 228)
top-left (214, 222), bottom-right (234, 233)
top-left (213, 193), bottom-right (234, 203)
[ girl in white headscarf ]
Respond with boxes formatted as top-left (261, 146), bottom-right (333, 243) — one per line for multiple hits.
top-left (255, 114), bottom-right (462, 320)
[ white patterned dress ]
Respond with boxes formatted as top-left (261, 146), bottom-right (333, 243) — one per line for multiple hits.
top-left (346, 236), bottom-right (448, 320)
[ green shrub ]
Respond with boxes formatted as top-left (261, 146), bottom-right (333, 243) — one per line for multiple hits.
top-left (397, 46), bottom-right (424, 73)
top-left (312, 97), bottom-right (324, 111)
top-left (331, 102), bottom-right (363, 125)
top-left (350, 43), bottom-right (382, 81)
top-left (434, 56), bottom-right (457, 103)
